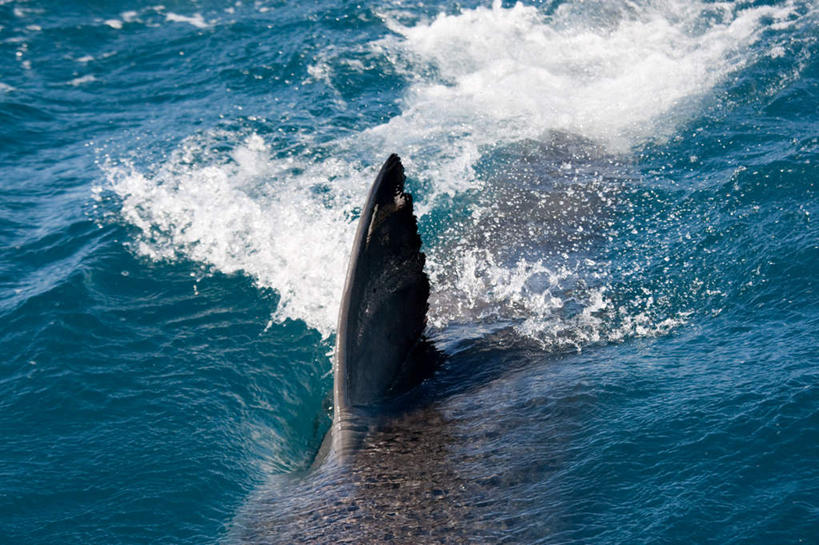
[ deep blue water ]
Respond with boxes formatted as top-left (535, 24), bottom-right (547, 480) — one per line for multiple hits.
top-left (1, 1), bottom-right (817, 543)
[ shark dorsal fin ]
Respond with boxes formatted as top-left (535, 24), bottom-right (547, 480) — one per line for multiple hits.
top-left (333, 155), bottom-right (432, 419)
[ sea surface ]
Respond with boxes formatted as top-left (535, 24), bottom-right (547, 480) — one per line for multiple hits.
top-left (1, 0), bottom-right (817, 543)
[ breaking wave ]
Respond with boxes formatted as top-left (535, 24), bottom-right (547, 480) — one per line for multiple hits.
top-left (100, 0), bottom-right (807, 347)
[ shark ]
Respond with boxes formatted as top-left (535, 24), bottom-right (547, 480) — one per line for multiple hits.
top-left (235, 140), bottom-right (626, 543)
top-left (315, 153), bottom-right (441, 466)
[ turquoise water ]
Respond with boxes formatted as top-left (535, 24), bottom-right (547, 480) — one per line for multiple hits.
top-left (1, 0), bottom-right (817, 543)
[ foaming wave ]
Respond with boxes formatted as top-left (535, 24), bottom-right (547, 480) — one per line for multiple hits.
top-left (102, 134), bottom-right (372, 337)
top-left (371, 0), bottom-right (799, 156)
top-left (101, 0), bottom-right (804, 346)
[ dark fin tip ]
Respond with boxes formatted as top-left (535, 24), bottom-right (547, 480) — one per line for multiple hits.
top-left (373, 154), bottom-right (406, 205)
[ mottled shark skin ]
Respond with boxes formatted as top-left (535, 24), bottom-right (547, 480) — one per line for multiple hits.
top-left (323, 154), bottom-right (438, 463)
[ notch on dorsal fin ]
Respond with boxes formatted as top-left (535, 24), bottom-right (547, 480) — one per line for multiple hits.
top-left (333, 155), bottom-right (436, 420)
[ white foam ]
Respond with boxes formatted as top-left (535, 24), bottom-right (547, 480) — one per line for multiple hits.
top-left (104, 134), bottom-right (371, 337)
top-left (373, 0), bottom-right (798, 154)
top-left (68, 74), bottom-right (97, 87)
top-left (165, 12), bottom-right (209, 29)
top-left (68, 75), bottom-right (97, 86)
top-left (0, 82), bottom-right (14, 93)
top-left (102, 0), bottom-right (807, 346)
top-left (769, 45), bottom-right (787, 58)
top-left (104, 19), bottom-right (123, 30)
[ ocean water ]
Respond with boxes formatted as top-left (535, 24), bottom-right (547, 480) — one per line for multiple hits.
top-left (1, 0), bottom-right (817, 543)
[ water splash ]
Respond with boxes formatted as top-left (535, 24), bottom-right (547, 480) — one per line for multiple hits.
top-left (100, 0), bottom-right (806, 345)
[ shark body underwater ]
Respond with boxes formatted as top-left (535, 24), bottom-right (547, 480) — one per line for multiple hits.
top-left (235, 144), bottom-right (623, 543)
